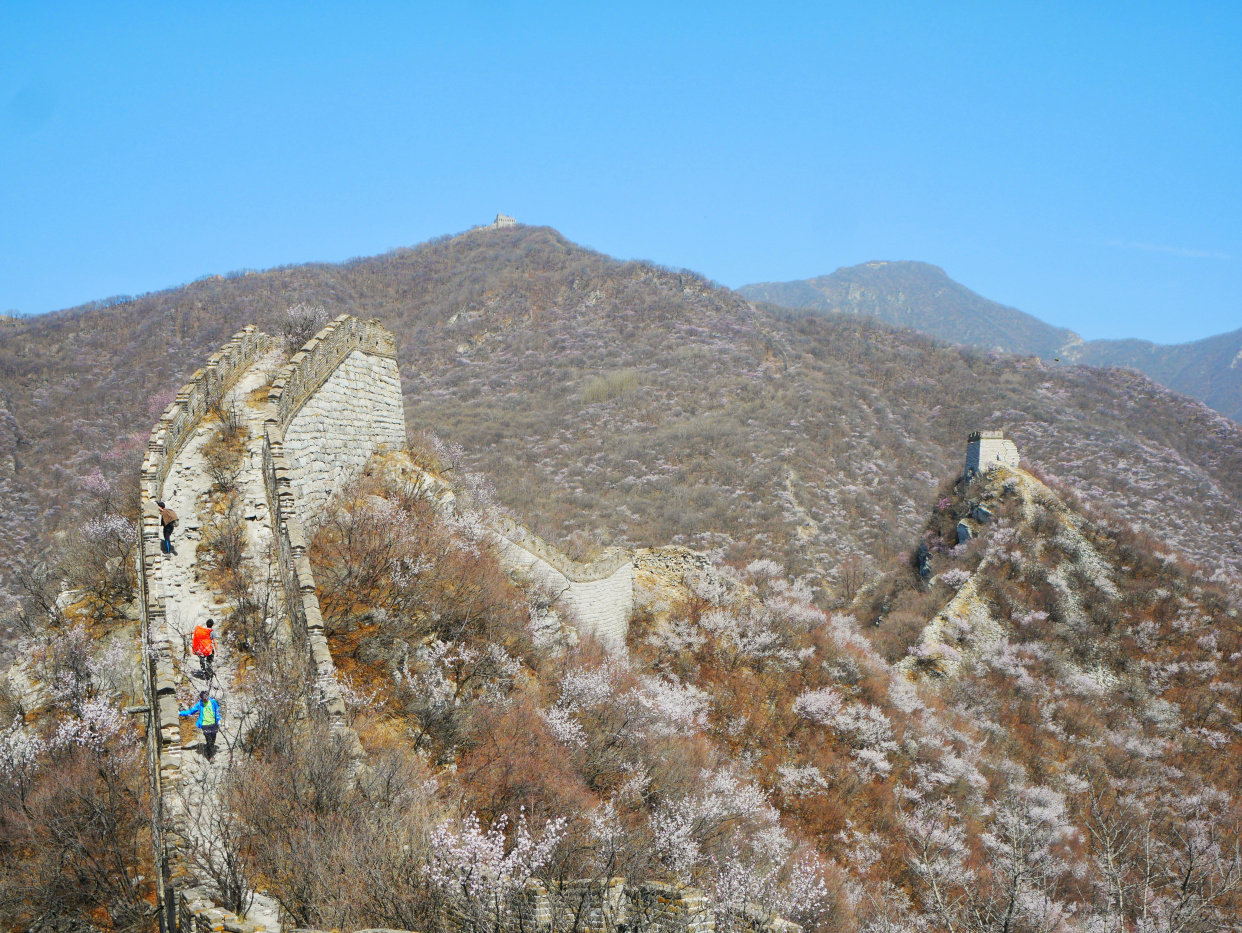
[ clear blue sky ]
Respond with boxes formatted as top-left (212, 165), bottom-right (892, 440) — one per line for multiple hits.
top-left (2, 2), bottom-right (1239, 343)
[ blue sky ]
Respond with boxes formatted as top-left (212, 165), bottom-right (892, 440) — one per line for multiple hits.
top-left (2, 2), bottom-right (1239, 343)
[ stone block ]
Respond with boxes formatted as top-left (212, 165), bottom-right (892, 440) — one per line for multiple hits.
top-left (159, 694), bottom-right (181, 729)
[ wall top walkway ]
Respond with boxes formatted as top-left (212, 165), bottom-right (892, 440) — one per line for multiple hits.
top-left (141, 325), bottom-right (272, 499)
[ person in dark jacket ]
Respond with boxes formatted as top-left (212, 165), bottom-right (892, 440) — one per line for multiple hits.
top-left (180, 691), bottom-right (221, 757)
top-left (157, 500), bottom-right (178, 554)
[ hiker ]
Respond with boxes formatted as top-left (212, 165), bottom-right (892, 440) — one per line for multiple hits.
top-left (157, 500), bottom-right (178, 554)
top-left (180, 691), bottom-right (221, 757)
top-left (192, 619), bottom-right (216, 678)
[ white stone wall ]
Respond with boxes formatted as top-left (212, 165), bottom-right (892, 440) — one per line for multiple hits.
top-left (494, 536), bottom-right (634, 647)
top-left (283, 349), bottom-right (405, 524)
top-left (965, 435), bottom-right (1020, 474)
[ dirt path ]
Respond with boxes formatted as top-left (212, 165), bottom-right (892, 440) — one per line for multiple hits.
top-left (157, 355), bottom-right (284, 931)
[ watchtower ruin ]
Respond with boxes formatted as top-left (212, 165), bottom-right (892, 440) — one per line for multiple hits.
top-left (965, 430), bottom-right (1019, 476)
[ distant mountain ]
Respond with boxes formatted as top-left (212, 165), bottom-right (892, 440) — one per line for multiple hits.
top-left (739, 261), bottom-right (1242, 422)
top-left (1068, 329), bottom-right (1242, 425)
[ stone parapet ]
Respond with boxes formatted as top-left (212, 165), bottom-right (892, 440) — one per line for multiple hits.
top-left (257, 313), bottom-right (406, 719)
top-left (267, 315), bottom-right (397, 433)
top-left (260, 423), bottom-right (346, 717)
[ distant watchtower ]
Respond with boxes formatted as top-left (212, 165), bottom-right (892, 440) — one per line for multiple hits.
top-left (492, 213), bottom-right (516, 228)
top-left (965, 430), bottom-right (1020, 476)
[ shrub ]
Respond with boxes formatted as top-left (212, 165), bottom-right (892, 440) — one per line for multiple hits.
top-left (281, 303), bottom-right (329, 355)
top-left (199, 497), bottom-right (248, 577)
top-left (580, 368), bottom-right (638, 404)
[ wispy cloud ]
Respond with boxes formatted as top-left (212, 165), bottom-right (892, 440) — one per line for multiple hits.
top-left (1104, 239), bottom-right (1231, 261)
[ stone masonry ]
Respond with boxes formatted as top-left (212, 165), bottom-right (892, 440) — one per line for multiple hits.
top-left (491, 516), bottom-right (634, 647)
top-left (282, 349), bottom-right (405, 524)
top-left (138, 326), bottom-right (274, 933)
top-left (137, 317), bottom-right (397, 933)
top-left (965, 430), bottom-right (1020, 475)
top-left (262, 315), bottom-right (402, 718)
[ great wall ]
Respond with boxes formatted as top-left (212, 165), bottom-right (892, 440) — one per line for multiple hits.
top-left (135, 315), bottom-right (732, 933)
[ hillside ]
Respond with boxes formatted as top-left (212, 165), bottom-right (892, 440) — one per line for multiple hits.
top-left (739, 262), bottom-right (1242, 423)
top-left (2, 228), bottom-right (1242, 933)
top-left (189, 448), bottom-right (1242, 928)
top-left (1069, 328), bottom-right (1242, 425)
top-left (2, 227), bottom-right (1242, 628)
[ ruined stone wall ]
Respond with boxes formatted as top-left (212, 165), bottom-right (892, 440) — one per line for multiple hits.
top-left (137, 326), bottom-right (272, 933)
top-left (142, 326), bottom-right (271, 497)
top-left (260, 427), bottom-right (344, 717)
top-left (268, 315), bottom-right (404, 528)
top-left (260, 315), bottom-right (403, 717)
top-left (135, 320), bottom-right (774, 933)
top-left (514, 878), bottom-right (737, 933)
top-left (490, 516), bottom-right (634, 646)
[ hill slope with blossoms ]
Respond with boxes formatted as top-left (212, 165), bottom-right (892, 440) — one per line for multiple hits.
top-left (2, 225), bottom-right (1242, 626)
top-left (178, 448), bottom-right (1241, 931)
top-left (1, 226), bottom-right (1241, 932)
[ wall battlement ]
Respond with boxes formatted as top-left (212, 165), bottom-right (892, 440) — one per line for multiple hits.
top-left (137, 325), bottom-right (275, 933)
top-left (142, 325), bottom-right (272, 497)
top-left (267, 315), bottom-right (397, 431)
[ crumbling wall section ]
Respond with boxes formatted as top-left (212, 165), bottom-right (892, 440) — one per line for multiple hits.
top-left (490, 516), bottom-right (634, 646)
top-left (137, 325), bottom-right (272, 933)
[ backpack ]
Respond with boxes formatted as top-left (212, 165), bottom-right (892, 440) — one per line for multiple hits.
top-left (192, 626), bottom-right (213, 657)
top-left (201, 699), bottom-right (217, 728)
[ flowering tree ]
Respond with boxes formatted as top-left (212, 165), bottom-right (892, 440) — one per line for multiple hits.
top-left (426, 810), bottom-right (566, 933)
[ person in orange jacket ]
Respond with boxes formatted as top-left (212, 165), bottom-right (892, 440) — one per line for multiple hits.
top-left (192, 619), bottom-right (216, 678)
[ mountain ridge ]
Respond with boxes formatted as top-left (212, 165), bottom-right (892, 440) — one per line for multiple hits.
top-left (739, 261), bottom-right (1242, 422)
top-left (2, 226), bottom-right (1241, 622)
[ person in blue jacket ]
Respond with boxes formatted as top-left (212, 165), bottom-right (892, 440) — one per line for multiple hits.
top-left (180, 690), bottom-right (222, 757)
